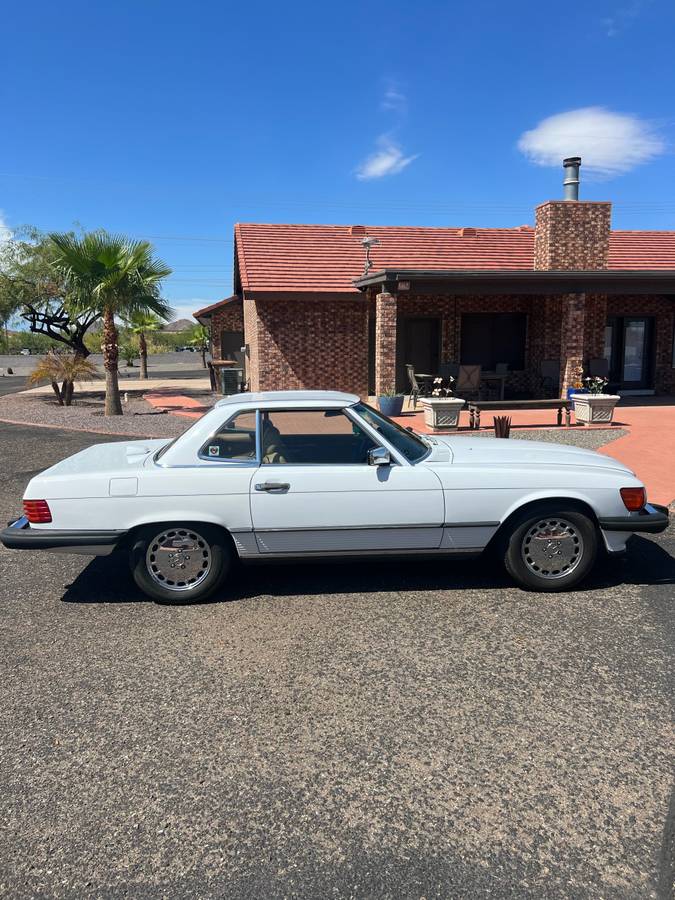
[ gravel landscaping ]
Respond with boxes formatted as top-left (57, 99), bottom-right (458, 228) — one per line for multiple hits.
top-left (0, 390), bottom-right (208, 438)
top-left (0, 387), bottom-right (628, 454)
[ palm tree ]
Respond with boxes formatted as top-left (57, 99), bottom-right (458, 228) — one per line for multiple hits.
top-left (125, 311), bottom-right (165, 379)
top-left (49, 232), bottom-right (172, 415)
top-left (29, 351), bottom-right (100, 406)
top-left (189, 324), bottom-right (210, 368)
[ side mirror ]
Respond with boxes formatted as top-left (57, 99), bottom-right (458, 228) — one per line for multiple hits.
top-left (368, 447), bottom-right (391, 466)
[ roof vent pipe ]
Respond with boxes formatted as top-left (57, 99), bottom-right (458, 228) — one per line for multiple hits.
top-left (563, 156), bottom-right (581, 201)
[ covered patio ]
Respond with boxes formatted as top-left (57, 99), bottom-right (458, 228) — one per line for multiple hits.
top-left (357, 270), bottom-right (675, 401)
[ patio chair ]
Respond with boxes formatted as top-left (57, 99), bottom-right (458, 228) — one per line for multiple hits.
top-left (456, 364), bottom-right (482, 399)
top-left (588, 357), bottom-right (610, 378)
top-left (405, 363), bottom-right (422, 408)
top-left (539, 359), bottom-right (560, 398)
top-left (495, 362), bottom-right (509, 375)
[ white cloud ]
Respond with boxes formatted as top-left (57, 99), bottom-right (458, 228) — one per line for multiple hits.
top-left (602, 0), bottom-right (650, 36)
top-left (381, 84), bottom-right (407, 114)
top-left (517, 107), bottom-right (665, 177)
top-left (164, 300), bottom-right (208, 323)
top-left (355, 135), bottom-right (419, 180)
top-left (0, 211), bottom-right (12, 241)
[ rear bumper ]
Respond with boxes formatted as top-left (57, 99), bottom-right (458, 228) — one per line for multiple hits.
top-left (1, 517), bottom-right (127, 556)
top-left (598, 503), bottom-right (670, 535)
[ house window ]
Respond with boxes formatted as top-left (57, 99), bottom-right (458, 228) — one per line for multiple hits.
top-left (460, 313), bottom-right (527, 370)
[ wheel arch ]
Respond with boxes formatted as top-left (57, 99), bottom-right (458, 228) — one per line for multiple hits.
top-left (119, 519), bottom-right (237, 555)
top-left (487, 494), bottom-right (601, 552)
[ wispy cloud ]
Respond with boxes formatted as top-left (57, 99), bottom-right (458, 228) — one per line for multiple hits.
top-left (355, 82), bottom-right (418, 180)
top-left (601, 0), bottom-right (651, 36)
top-left (381, 83), bottom-right (407, 114)
top-left (0, 211), bottom-right (12, 241)
top-left (517, 107), bottom-right (665, 177)
top-left (355, 135), bottom-right (419, 180)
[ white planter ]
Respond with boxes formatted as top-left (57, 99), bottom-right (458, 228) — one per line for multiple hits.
top-left (421, 397), bottom-right (465, 430)
top-left (571, 393), bottom-right (620, 426)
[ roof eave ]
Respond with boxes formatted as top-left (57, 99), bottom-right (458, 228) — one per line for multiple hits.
top-left (354, 268), bottom-right (675, 296)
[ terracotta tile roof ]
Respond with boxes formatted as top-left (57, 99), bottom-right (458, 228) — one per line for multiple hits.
top-left (608, 231), bottom-right (675, 269)
top-left (231, 223), bottom-right (675, 295)
top-left (193, 295), bottom-right (239, 318)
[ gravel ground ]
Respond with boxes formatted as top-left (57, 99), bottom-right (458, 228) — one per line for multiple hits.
top-left (0, 391), bottom-right (204, 438)
top-left (0, 422), bottom-right (674, 898)
top-left (0, 387), bottom-right (628, 453)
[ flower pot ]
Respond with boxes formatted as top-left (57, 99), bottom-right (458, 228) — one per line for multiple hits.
top-left (377, 395), bottom-right (404, 417)
top-left (420, 397), bottom-right (465, 430)
top-left (571, 393), bottom-right (620, 426)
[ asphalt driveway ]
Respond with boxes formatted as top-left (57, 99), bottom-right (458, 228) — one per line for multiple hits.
top-left (0, 423), bottom-right (673, 898)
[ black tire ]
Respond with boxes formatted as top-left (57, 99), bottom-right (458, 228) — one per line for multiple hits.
top-left (130, 523), bottom-right (231, 603)
top-left (502, 505), bottom-right (598, 592)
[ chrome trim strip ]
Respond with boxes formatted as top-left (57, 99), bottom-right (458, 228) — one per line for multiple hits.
top-left (239, 547), bottom-right (484, 559)
top-left (444, 521), bottom-right (500, 528)
top-left (254, 523), bottom-right (441, 533)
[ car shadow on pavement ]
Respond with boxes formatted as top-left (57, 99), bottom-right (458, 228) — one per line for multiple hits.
top-left (61, 535), bottom-right (675, 605)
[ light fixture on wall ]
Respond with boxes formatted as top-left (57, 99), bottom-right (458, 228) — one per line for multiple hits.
top-left (361, 236), bottom-right (381, 275)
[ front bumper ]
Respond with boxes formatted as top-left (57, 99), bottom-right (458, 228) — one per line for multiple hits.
top-left (598, 503), bottom-right (670, 535)
top-left (1, 517), bottom-right (127, 556)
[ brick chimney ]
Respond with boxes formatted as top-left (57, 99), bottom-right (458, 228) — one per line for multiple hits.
top-left (534, 158), bottom-right (613, 398)
top-left (534, 158), bottom-right (612, 270)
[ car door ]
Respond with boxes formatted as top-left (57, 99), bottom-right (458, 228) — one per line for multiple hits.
top-left (249, 407), bottom-right (444, 554)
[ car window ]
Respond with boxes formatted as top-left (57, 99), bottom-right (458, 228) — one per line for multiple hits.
top-left (200, 411), bottom-right (257, 461)
top-left (260, 409), bottom-right (377, 465)
top-left (352, 403), bottom-right (429, 463)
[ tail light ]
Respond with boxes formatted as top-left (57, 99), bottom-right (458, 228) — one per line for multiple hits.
top-left (23, 499), bottom-right (52, 524)
top-left (620, 487), bottom-right (646, 512)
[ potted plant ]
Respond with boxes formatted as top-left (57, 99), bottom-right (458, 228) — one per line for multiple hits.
top-left (566, 363), bottom-right (588, 400)
top-left (377, 389), bottom-right (404, 417)
top-left (571, 375), bottom-right (620, 426)
top-left (420, 377), bottom-right (465, 431)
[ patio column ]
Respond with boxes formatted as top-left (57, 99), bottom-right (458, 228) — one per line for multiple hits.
top-left (374, 290), bottom-right (397, 396)
top-left (559, 293), bottom-right (587, 397)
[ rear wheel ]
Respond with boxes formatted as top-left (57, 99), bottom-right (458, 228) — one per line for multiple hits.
top-left (503, 506), bottom-right (598, 592)
top-left (130, 523), bottom-right (230, 603)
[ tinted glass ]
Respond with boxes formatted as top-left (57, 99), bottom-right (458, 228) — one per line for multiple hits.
top-left (200, 411), bottom-right (257, 461)
top-left (352, 403), bottom-right (429, 463)
top-left (260, 409), bottom-right (377, 465)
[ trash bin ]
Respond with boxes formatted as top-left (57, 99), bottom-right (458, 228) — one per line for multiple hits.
top-left (219, 367), bottom-right (243, 396)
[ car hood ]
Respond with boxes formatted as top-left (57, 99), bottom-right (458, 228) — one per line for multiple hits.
top-left (426, 435), bottom-right (633, 474)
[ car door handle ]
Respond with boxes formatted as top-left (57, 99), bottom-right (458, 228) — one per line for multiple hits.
top-left (254, 481), bottom-right (290, 493)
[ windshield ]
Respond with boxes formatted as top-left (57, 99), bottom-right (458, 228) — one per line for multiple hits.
top-left (351, 402), bottom-right (429, 464)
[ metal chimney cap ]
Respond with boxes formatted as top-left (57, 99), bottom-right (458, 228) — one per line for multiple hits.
top-left (563, 156), bottom-right (582, 167)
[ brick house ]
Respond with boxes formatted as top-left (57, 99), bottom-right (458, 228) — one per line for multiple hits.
top-left (194, 161), bottom-right (675, 399)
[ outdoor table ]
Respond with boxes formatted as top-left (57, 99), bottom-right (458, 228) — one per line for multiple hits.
top-left (480, 372), bottom-right (507, 400)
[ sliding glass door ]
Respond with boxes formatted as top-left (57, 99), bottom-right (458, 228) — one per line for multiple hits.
top-left (604, 316), bottom-right (654, 391)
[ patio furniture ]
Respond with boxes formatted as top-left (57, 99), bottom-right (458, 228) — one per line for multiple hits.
top-left (468, 399), bottom-right (572, 430)
top-left (479, 371), bottom-right (507, 400)
top-left (456, 364), bottom-right (483, 399)
top-left (495, 362), bottom-right (509, 375)
top-left (405, 363), bottom-right (424, 407)
top-left (438, 361), bottom-right (459, 381)
top-left (588, 357), bottom-right (610, 378)
top-left (540, 359), bottom-right (560, 398)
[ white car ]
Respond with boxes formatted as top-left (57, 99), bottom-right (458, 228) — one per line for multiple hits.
top-left (2, 391), bottom-right (668, 602)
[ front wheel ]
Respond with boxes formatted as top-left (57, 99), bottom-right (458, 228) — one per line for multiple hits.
top-left (503, 506), bottom-right (598, 592)
top-left (130, 523), bottom-right (230, 603)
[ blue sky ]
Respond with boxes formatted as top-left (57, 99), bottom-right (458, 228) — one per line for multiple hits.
top-left (2, 0), bottom-right (674, 320)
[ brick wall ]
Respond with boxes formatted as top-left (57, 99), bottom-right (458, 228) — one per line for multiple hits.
top-left (210, 300), bottom-right (244, 359)
top-left (374, 292), bottom-right (397, 395)
top-left (534, 201), bottom-right (612, 270)
top-left (246, 297), bottom-right (369, 396)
